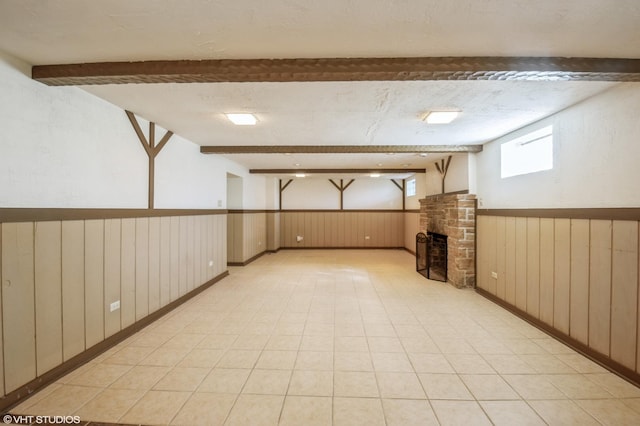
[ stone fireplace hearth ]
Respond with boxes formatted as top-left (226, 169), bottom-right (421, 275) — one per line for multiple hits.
top-left (419, 192), bottom-right (476, 288)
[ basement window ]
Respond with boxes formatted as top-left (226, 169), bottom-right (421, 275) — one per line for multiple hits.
top-left (406, 178), bottom-right (416, 197)
top-left (501, 125), bottom-right (553, 178)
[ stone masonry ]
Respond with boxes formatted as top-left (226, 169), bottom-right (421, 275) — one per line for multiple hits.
top-left (419, 193), bottom-right (476, 288)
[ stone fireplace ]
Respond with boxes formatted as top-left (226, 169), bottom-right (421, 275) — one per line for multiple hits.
top-left (419, 192), bottom-right (476, 288)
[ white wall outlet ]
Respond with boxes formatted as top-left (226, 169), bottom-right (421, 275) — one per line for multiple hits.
top-left (365, 235), bottom-right (370, 240)
top-left (296, 235), bottom-right (303, 242)
top-left (110, 300), bottom-right (120, 312)
top-left (491, 271), bottom-right (498, 279)
top-left (208, 260), bottom-right (214, 267)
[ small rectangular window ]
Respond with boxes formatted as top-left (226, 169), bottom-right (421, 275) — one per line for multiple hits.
top-left (406, 178), bottom-right (416, 197)
top-left (501, 125), bottom-right (553, 178)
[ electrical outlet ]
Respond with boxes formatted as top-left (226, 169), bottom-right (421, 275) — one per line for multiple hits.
top-left (110, 300), bottom-right (120, 312)
top-left (365, 236), bottom-right (370, 240)
top-left (491, 271), bottom-right (498, 279)
top-left (209, 260), bottom-right (214, 267)
top-left (296, 235), bottom-right (303, 242)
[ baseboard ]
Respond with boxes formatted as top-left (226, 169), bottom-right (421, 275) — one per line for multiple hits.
top-left (0, 271), bottom-right (229, 412)
top-left (227, 251), bottom-right (267, 266)
top-left (278, 246), bottom-right (407, 250)
top-left (476, 287), bottom-right (640, 389)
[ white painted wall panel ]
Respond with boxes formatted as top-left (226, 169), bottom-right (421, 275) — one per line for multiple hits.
top-left (476, 84), bottom-right (640, 208)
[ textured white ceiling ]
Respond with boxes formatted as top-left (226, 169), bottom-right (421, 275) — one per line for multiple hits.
top-left (82, 80), bottom-right (615, 155)
top-left (0, 0), bottom-right (637, 170)
top-left (2, 0), bottom-right (639, 63)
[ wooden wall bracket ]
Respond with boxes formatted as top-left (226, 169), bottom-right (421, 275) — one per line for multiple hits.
top-left (391, 179), bottom-right (406, 210)
top-left (125, 110), bottom-right (174, 209)
top-left (434, 155), bottom-right (452, 194)
top-left (329, 179), bottom-right (355, 210)
top-left (279, 179), bottom-right (293, 210)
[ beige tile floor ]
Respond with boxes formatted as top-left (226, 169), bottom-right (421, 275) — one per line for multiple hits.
top-left (11, 249), bottom-right (640, 425)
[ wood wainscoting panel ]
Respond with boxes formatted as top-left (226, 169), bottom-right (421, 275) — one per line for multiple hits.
top-left (515, 217), bottom-right (528, 311)
top-left (496, 216), bottom-right (507, 300)
top-left (505, 217), bottom-right (516, 306)
top-left (103, 219), bottom-right (122, 339)
top-left (220, 215), bottom-right (228, 272)
top-left (194, 216), bottom-right (202, 289)
top-left (345, 213), bottom-right (355, 246)
top-left (120, 218), bottom-right (136, 329)
top-left (486, 215), bottom-right (498, 295)
top-left (526, 218), bottom-right (540, 319)
top-left (227, 213), bottom-right (239, 263)
top-left (135, 218), bottom-right (150, 321)
top-left (279, 211), bottom-right (404, 249)
top-left (335, 212), bottom-right (345, 247)
top-left (205, 215), bottom-right (213, 279)
top-left (309, 212), bottom-right (318, 247)
top-left (266, 212), bottom-right (280, 253)
top-left (84, 220), bottom-right (105, 349)
top-left (0, 210), bottom-right (230, 403)
top-left (477, 210), bottom-right (640, 387)
top-left (1, 222), bottom-right (36, 393)
top-left (477, 216), bottom-right (497, 295)
top-left (211, 215), bottom-right (218, 277)
top-left (588, 220), bottom-right (612, 356)
top-left (199, 216), bottom-right (207, 284)
top-left (170, 216), bottom-right (180, 301)
top-left (570, 219), bottom-right (590, 345)
top-left (34, 221), bottom-right (63, 376)
top-left (553, 219), bottom-right (571, 335)
top-left (475, 216), bottom-right (488, 292)
top-left (179, 216), bottom-right (188, 296)
top-left (404, 212), bottom-right (420, 253)
top-left (148, 217), bottom-right (161, 313)
top-left (610, 220), bottom-right (638, 370)
top-left (356, 212), bottom-right (366, 246)
top-left (539, 218), bottom-right (555, 327)
top-left (160, 217), bottom-right (172, 306)
top-left (186, 215), bottom-right (195, 292)
top-left (61, 221), bottom-right (85, 361)
top-left (317, 211), bottom-right (327, 247)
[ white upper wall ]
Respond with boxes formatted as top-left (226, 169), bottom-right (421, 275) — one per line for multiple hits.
top-left (0, 51), bottom-right (147, 208)
top-left (282, 179), bottom-right (339, 210)
top-left (344, 179), bottom-right (402, 210)
top-left (405, 173), bottom-right (426, 210)
top-left (476, 83), bottom-right (640, 209)
top-left (0, 49), bottom-right (264, 209)
top-left (281, 177), bottom-right (402, 210)
top-left (425, 154), bottom-right (470, 196)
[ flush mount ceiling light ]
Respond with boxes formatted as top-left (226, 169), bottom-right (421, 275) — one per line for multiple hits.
top-left (225, 113), bottom-right (257, 125)
top-left (422, 110), bottom-right (460, 124)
